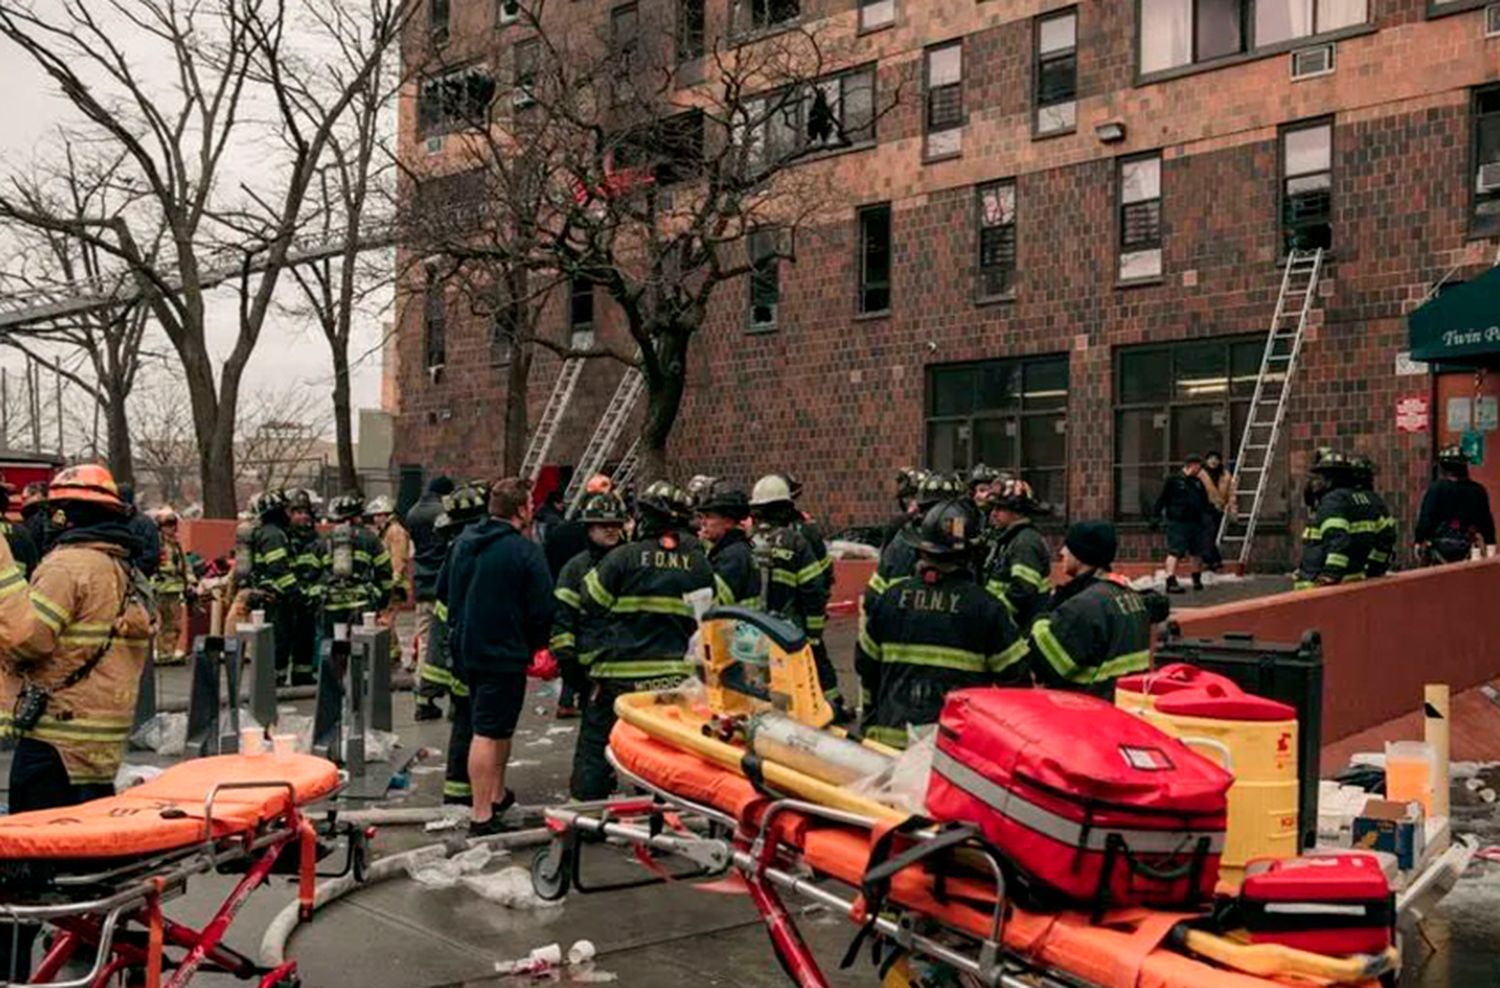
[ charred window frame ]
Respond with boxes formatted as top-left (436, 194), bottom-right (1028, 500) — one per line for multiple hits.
top-left (678, 0), bottom-right (705, 60)
top-left (430, 0), bottom-right (450, 43)
top-left (976, 180), bottom-right (1017, 301)
top-left (857, 203), bottom-right (892, 316)
top-left (569, 276), bottom-right (595, 341)
top-left (418, 66), bottom-right (497, 135)
top-left (747, 229), bottom-right (783, 330)
top-left (423, 265), bottom-right (447, 371)
top-left (513, 38), bottom-right (540, 108)
top-left (737, 64), bottom-right (877, 172)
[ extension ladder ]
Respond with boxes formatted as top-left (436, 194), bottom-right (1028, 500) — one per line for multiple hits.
top-left (521, 358), bottom-right (585, 483)
top-left (564, 367), bottom-right (645, 513)
top-left (1220, 248), bottom-right (1324, 565)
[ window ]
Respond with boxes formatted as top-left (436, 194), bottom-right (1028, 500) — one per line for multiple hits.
top-left (412, 169), bottom-right (489, 238)
top-left (423, 267), bottom-right (447, 371)
top-left (418, 67), bottom-right (497, 135)
top-left (1281, 120), bottom-right (1332, 252)
top-left (678, 0), bottom-right (705, 60)
top-left (430, 0), bottom-right (450, 42)
top-left (926, 357), bottom-right (1070, 512)
top-left (1035, 10), bottom-right (1077, 136)
top-left (496, 0), bottom-right (521, 26)
top-left (857, 203), bottom-right (892, 315)
top-left (1474, 86), bottom-right (1500, 236)
top-left (614, 111), bottom-right (705, 186)
top-left (491, 310), bottom-right (516, 366)
top-left (1255, 0), bottom-right (1365, 46)
top-left (1113, 338), bottom-right (1286, 519)
top-left (1119, 154), bottom-right (1163, 281)
top-left (976, 181), bottom-right (1017, 299)
top-left (733, 0), bottom-right (799, 35)
top-left (860, 0), bottom-right (895, 31)
top-left (738, 66), bottom-right (876, 171)
top-left (924, 42), bottom-right (964, 159)
top-left (514, 39), bottom-right (539, 108)
top-left (748, 229), bottom-right (781, 329)
top-left (569, 277), bottom-right (594, 338)
top-left (1139, 0), bottom-right (1365, 75)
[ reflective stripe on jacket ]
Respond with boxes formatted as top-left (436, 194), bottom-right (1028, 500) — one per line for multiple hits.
top-left (1027, 573), bottom-right (1152, 700)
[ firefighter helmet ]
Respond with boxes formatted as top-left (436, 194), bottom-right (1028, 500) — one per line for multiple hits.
top-left (257, 489), bottom-right (289, 519)
top-left (1349, 455), bottom-right (1377, 480)
top-left (968, 463), bottom-right (1002, 490)
top-left (366, 495), bottom-right (395, 517)
top-left (443, 482), bottom-right (488, 523)
top-left (917, 499), bottom-right (982, 558)
top-left (698, 482), bottom-right (750, 520)
top-left (990, 477), bottom-right (1043, 514)
top-left (47, 464), bottom-right (128, 513)
top-left (781, 473), bottom-right (804, 500)
top-left (686, 474), bottom-right (721, 507)
top-left (578, 492), bottom-right (627, 525)
top-left (638, 480), bottom-right (692, 522)
top-left (285, 488), bottom-right (314, 513)
top-left (1310, 448), bottom-right (1351, 474)
top-left (915, 472), bottom-right (962, 509)
top-left (1437, 443), bottom-right (1469, 467)
top-left (749, 474), bottom-right (794, 508)
top-left (326, 493), bottom-right (366, 522)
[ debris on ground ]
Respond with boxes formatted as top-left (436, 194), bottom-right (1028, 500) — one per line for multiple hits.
top-left (130, 712), bottom-right (188, 755)
top-left (494, 940), bottom-right (614, 981)
top-left (406, 844), bottom-right (503, 889)
top-left (462, 866), bottom-right (559, 910)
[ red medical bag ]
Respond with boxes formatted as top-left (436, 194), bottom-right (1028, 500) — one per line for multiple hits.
top-left (1240, 853), bottom-right (1394, 956)
top-left (926, 689), bottom-right (1233, 911)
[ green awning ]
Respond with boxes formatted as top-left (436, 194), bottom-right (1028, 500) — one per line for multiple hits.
top-left (1409, 267), bottom-right (1500, 364)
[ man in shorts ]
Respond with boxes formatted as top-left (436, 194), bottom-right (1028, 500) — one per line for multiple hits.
top-left (443, 477), bottom-right (554, 836)
top-left (1151, 454), bottom-right (1209, 594)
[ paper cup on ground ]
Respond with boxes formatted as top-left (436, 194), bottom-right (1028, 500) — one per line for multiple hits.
top-left (529, 944), bottom-right (562, 967)
top-left (272, 733), bottom-right (298, 759)
top-left (567, 941), bottom-right (596, 966)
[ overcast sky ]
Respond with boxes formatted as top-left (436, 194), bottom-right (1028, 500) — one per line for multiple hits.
top-left (0, 18), bottom-right (388, 447)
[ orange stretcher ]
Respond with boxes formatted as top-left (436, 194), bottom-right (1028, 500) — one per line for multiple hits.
top-left (0, 753), bottom-right (361, 988)
top-left (530, 722), bottom-right (1388, 988)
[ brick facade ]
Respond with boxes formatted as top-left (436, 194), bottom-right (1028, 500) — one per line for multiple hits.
top-left (394, 0), bottom-right (1500, 566)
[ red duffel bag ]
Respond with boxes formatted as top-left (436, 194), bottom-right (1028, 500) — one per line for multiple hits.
top-left (926, 689), bottom-right (1233, 913)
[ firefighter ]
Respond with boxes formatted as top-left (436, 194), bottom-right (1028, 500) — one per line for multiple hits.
top-left (1351, 456), bottom-right (1397, 578)
top-left (880, 468), bottom-right (928, 550)
top-left (150, 508), bottom-right (194, 664)
top-left (966, 463), bottom-right (1002, 513)
top-left (1415, 445), bottom-right (1496, 565)
top-left (982, 478), bottom-right (1052, 630)
top-left (864, 472), bottom-right (962, 619)
top-left (320, 493), bottom-right (392, 639)
top-left (0, 465), bottom-right (152, 979)
top-left (778, 473), bottom-right (840, 711)
top-left (1027, 520), bottom-right (1165, 700)
top-left (748, 474), bottom-right (840, 712)
top-left (408, 475), bottom-right (455, 720)
top-left (429, 482), bottom-right (490, 805)
top-left (231, 490), bottom-right (298, 679)
top-left (697, 481), bottom-right (757, 605)
top-left (1295, 450), bottom-right (1376, 588)
top-left (285, 489), bottom-right (324, 685)
top-left (19, 481), bottom-right (54, 558)
top-left (685, 474), bottom-right (720, 539)
top-left (0, 481), bottom-right (39, 577)
top-left (856, 498), bottom-right (1025, 749)
top-left (550, 492), bottom-right (627, 719)
top-left (572, 480), bottom-right (716, 800)
top-left (367, 495), bottom-right (411, 667)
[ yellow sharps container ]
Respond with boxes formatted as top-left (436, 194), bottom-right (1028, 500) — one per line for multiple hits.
top-left (1138, 690), bottom-right (1300, 884)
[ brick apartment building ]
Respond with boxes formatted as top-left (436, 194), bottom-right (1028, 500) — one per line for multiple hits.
top-left (392, 0), bottom-right (1500, 565)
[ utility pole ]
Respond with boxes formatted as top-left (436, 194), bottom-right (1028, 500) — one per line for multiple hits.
top-left (1, 366), bottom-right (9, 450)
top-left (26, 356), bottom-right (40, 453)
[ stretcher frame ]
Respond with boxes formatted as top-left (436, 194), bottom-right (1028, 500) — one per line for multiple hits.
top-left (532, 751), bottom-right (1090, 988)
top-left (0, 779), bottom-right (362, 988)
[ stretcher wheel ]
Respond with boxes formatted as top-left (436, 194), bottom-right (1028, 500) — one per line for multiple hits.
top-left (530, 841), bottom-right (572, 901)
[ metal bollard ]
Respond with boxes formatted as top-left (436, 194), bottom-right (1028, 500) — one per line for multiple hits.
top-left (184, 635), bottom-right (244, 756)
top-left (234, 615), bottom-right (280, 730)
top-left (351, 617), bottom-right (392, 733)
top-left (311, 631), bottom-right (351, 762)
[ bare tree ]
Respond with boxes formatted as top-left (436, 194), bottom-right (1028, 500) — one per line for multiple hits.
top-left (0, 0), bottom-right (413, 516)
top-left (235, 384), bottom-right (332, 494)
top-left (0, 148), bottom-right (164, 484)
top-left (131, 371), bottom-right (199, 507)
top-left (417, 1), bottom-right (906, 480)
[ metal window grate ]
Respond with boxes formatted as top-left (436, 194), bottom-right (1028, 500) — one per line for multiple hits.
top-left (927, 84), bottom-right (963, 132)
